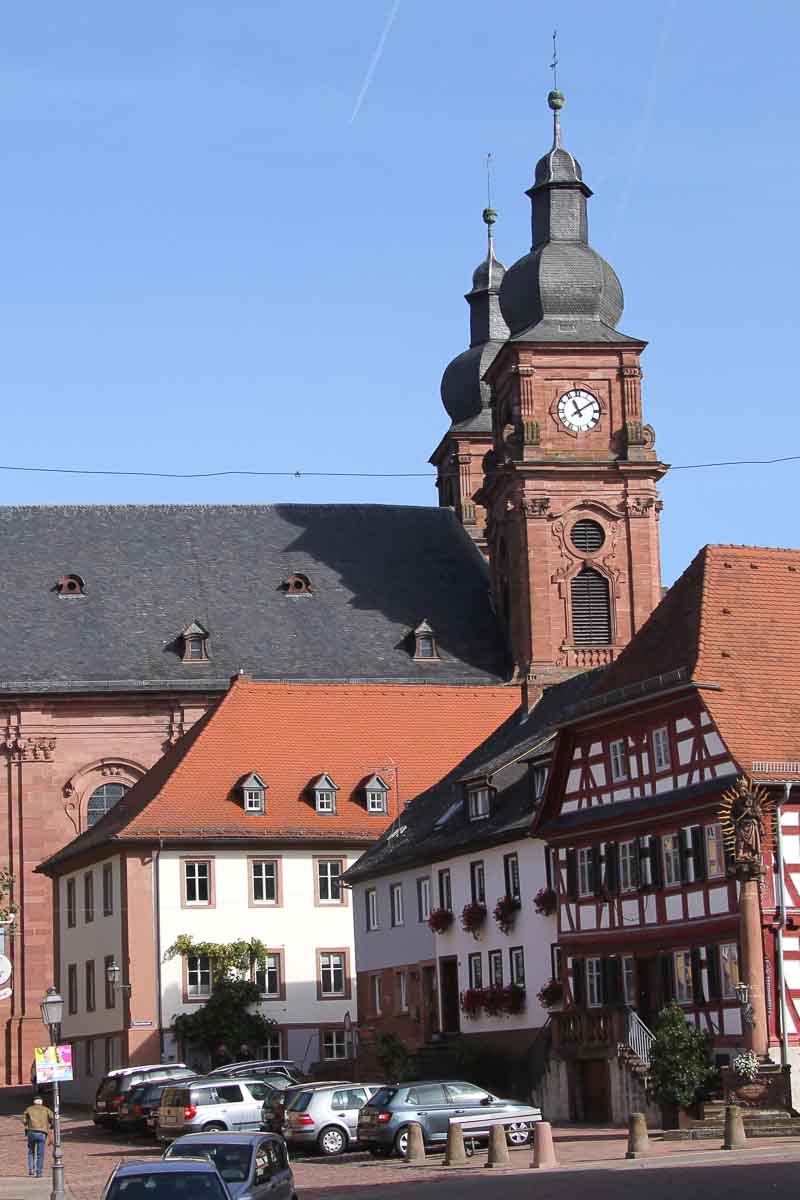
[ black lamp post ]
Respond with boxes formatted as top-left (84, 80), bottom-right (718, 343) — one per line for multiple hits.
top-left (39, 986), bottom-right (65, 1200)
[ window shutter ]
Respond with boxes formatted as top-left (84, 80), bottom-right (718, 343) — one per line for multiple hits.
top-left (690, 948), bottom-right (704, 1005)
top-left (679, 829), bottom-right (692, 883)
top-left (691, 826), bottom-right (706, 881)
top-left (571, 959), bottom-right (585, 1006)
top-left (706, 946), bottom-right (721, 1000)
top-left (566, 850), bottom-right (578, 900)
top-left (629, 843), bottom-right (640, 889)
top-left (604, 843), bottom-right (619, 895)
top-left (660, 954), bottom-right (674, 1003)
top-left (649, 837), bottom-right (663, 889)
top-left (590, 847), bottom-right (603, 896)
top-left (637, 837), bottom-right (650, 887)
top-left (570, 569), bottom-right (612, 646)
top-left (603, 957), bottom-right (622, 1007)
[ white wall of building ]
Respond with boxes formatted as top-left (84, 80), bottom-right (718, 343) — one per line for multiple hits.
top-left (351, 867), bottom-right (435, 972)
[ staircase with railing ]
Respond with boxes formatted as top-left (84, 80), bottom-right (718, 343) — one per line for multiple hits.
top-left (616, 1009), bottom-right (654, 1085)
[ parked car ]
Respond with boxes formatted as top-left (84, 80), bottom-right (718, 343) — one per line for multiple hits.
top-left (208, 1061), bottom-right (300, 1082)
top-left (117, 1078), bottom-right (187, 1136)
top-left (261, 1080), bottom-right (350, 1136)
top-left (357, 1080), bottom-right (535, 1157)
top-left (102, 1156), bottom-right (230, 1200)
top-left (283, 1083), bottom-right (384, 1156)
top-left (164, 1132), bottom-right (296, 1200)
top-left (157, 1078), bottom-right (273, 1142)
top-left (93, 1063), bottom-right (194, 1128)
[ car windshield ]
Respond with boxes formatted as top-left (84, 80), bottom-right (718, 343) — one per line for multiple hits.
top-left (286, 1091), bottom-right (313, 1112)
top-left (167, 1144), bottom-right (252, 1183)
top-left (364, 1087), bottom-right (397, 1108)
top-left (106, 1172), bottom-right (228, 1200)
top-left (262, 1075), bottom-right (293, 1090)
top-left (99, 1077), bottom-right (124, 1100)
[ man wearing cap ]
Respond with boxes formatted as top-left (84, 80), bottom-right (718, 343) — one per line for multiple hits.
top-left (22, 1096), bottom-right (53, 1177)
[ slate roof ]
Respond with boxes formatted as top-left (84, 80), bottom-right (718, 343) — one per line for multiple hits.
top-left (38, 677), bottom-right (519, 873)
top-left (344, 669), bottom-right (599, 884)
top-left (0, 504), bottom-right (509, 692)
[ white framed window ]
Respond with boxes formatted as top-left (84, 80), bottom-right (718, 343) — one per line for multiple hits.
top-left (586, 958), bottom-right (603, 1007)
top-left (319, 952), bottom-right (346, 997)
top-left (187, 954), bottom-right (212, 998)
top-left (622, 956), bottom-right (636, 1005)
top-left (367, 790), bottom-right (387, 813)
top-left (673, 950), bottom-right (692, 1003)
top-left (705, 823), bottom-right (725, 879)
top-left (720, 943), bottom-right (740, 998)
top-left (662, 834), bottom-right (682, 886)
top-left (317, 859), bottom-right (343, 903)
top-left (371, 974), bottom-right (382, 1015)
top-left (417, 877), bottom-right (431, 921)
top-left (510, 947), bottom-right (525, 987)
top-left (577, 848), bottom-right (593, 898)
top-left (244, 788), bottom-right (264, 813)
top-left (652, 726), bottom-right (671, 772)
top-left (504, 852), bottom-right (521, 901)
top-left (619, 841), bottom-right (637, 891)
top-left (470, 861), bottom-right (485, 905)
top-left (396, 971), bottom-right (408, 1012)
top-left (438, 868), bottom-right (452, 912)
top-left (366, 888), bottom-right (379, 931)
top-left (255, 953), bottom-right (281, 998)
top-left (532, 765), bottom-right (548, 799)
top-left (488, 950), bottom-right (503, 987)
top-left (467, 787), bottom-right (491, 821)
top-left (252, 860), bottom-right (278, 904)
top-left (262, 1032), bottom-right (281, 1060)
top-left (316, 790), bottom-right (336, 814)
top-left (323, 1030), bottom-right (348, 1060)
top-left (468, 953), bottom-right (483, 989)
top-left (184, 861), bottom-right (210, 905)
top-left (638, 836), bottom-right (653, 886)
top-left (609, 739), bottom-right (628, 782)
top-left (390, 883), bottom-right (404, 927)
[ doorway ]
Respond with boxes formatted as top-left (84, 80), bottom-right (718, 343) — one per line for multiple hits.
top-left (422, 965), bottom-right (438, 1040)
top-left (636, 956), bottom-right (659, 1030)
top-left (578, 1059), bottom-right (610, 1122)
top-left (439, 958), bottom-right (460, 1033)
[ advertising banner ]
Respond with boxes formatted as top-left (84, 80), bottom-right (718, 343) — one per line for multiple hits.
top-left (34, 1044), bottom-right (73, 1084)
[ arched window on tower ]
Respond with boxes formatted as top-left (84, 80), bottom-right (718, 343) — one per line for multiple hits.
top-left (87, 782), bottom-right (129, 828)
top-left (570, 568), bottom-right (611, 645)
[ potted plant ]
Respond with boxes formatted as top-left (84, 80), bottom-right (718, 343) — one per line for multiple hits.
top-left (732, 1050), bottom-right (759, 1082)
top-left (647, 1002), bottom-right (715, 1128)
top-left (428, 907), bottom-right (454, 934)
top-left (481, 985), bottom-right (506, 1017)
top-left (493, 894), bottom-right (521, 935)
top-left (460, 901), bottom-right (487, 938)
top-left (536, 978), bottom-right (564, 1009)
top-left (533, 887), bottom-right (557, 916)
top-left (502, 983), bottom-right (526, 1015)
top-left (460, 988), bottom-right (483, 1019)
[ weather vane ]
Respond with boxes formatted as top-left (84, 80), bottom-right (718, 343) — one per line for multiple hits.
top-left (550, 29), bottom-right (559, 91)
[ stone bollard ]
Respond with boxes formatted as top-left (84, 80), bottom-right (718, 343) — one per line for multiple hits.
top-left (444, 1121), bottom-right (468, 1167)
top-left (625, 1112), bottom-right (650, 1159)
top-left (485, 1122), bottom-right (511, 1168)
top-left (723, 1104), bottom-right (746, 1151)
top-left (531, 1121), bottom-right (558, 1169)
top-left (404, 1122), bottom-right (426, 1163)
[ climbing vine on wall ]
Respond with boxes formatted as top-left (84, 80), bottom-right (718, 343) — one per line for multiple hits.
top-left (163, 934), bottom-right (269, 982)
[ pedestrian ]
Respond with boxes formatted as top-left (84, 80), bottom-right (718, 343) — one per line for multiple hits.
top-left (22, 1096), bottom-right (53, 1178)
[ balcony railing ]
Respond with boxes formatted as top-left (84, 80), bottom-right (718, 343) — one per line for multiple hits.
top-left (551, 1007), bottom-right (654, 1067)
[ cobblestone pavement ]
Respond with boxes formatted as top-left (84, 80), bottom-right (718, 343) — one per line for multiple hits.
top-left (1, 1110), bottom-right (800, 1200)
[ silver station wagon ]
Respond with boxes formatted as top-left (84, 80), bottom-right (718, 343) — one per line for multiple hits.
top-left (157, 1078), bottom-right (272, 1141)
top-left (283, 1083), bottom-right (384, 1155)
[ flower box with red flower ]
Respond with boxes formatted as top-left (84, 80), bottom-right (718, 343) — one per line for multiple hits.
top-left (502, 983), bottom-right (526, 1015)
top-left (460, 988), bottom-right (483, 1018)
top-left (536, 978), bottom-right (564, 1009)
top-left (460, 901), bottom-right (487, 938)
top-left (533, 887), bottom-right (557, 916)
top-left (428, 907), bottom-right (454, 934)
top-left (493, 894), bottom-right (521, 934)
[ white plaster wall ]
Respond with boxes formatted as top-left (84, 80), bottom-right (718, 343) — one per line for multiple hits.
top-left (58, 855), bottom-right (124, 1040)
top-left (351, 868), bottom-right (435, 972)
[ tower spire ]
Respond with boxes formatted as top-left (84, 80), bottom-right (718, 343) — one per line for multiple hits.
top-left (482, 154), bottom-right (497, 291)
top-left (548, 31), bottom-right (565, 149)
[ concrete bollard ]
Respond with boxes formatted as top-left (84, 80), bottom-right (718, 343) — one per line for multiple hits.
top-left (531, 1121), bottom-right (558, 1169)
top-left (625, 1112), bottom-right (650, 1159)
top-left (404, 1122), bottom-right (426, 1163)
top-left (485, 1122), bottom-right (511, 1168)
top-left (723, 1104), bottom-right (746, 1151)
top-left (444, 1121), bottom-right (468, 1167)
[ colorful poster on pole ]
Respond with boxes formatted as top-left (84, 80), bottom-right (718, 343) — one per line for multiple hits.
top-left (34, 1044), bottom-right (73, 1083)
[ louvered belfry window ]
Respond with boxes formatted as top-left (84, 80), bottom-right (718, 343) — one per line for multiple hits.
top-left (571, 568), bottom-right (611, 645)
top-left (570, 519), bottom-right (605, 553)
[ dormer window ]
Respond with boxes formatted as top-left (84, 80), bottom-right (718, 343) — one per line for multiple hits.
top-left (467, 785), bottom-right (491, 822)
top-left (237, 772), bottom-right (267, 814)
top-left (283, 573), bottom-right (312, 596)
top-left (413, 619), bottom-right (440, 662)
top-left (180, 622), bottom-right (210, 663)
top-left (364, 774), bottom-right (390, 815)
top-left (56, 574), bottom-right (85, 597)
top-left (311, 774), bottom-right (338, 815)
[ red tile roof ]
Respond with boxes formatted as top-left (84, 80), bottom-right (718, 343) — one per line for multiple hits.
top-left (40, 679), bottom-right (519, 870)
top-left (592, 544), bottom-right (800, 780)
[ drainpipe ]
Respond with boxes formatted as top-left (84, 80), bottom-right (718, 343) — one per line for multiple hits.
top-left (775, 784), bottom-right (793, 1069)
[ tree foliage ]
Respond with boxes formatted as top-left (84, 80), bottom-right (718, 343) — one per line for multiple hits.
top-left (164, 934), bottom-right (268, 982)
top-left (172, 977), bottom-right (276, 1062)
top-left (647, 1002), bottom-right (716, 1109)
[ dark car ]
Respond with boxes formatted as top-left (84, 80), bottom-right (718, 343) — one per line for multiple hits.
top-left (164, 1132), bottom-right (296, 1200)
top-left (101, 1157), bottom-right (230, 1200)
top-left (208, 1061), bottom-right (300, 1082)
top-left (118, 1078), bottom-right (186, 1136)
top-left (94, 1063), bottom-right (194, 1128)
top-left (357, 1080), bottom-right (535, 1157)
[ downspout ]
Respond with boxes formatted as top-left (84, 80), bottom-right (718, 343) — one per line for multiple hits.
top-left (775, 784), bottom-right (793, 1069)
top-left (154, 840), bottom-right (165, 1060)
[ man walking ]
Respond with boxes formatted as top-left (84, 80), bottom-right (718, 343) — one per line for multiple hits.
top-left (23, 1096), bottom-right (53, 1178)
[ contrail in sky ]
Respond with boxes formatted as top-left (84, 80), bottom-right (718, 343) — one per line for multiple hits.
top-left (349, 0), bottom-right (402, 124)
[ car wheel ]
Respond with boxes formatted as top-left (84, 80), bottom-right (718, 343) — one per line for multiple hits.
top-left (202, 1122), bottom-right (227, 1132)
top-left (318, 1125), bottom-right (347, 1156)
top-left (506, 1122), bottom-right (530, 1147)
top-left (393, 1127), bottom-right (411, 1158)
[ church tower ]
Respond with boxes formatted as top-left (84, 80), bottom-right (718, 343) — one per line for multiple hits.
top-left (477, 91), bottom-right (667, 681)
top-left (430, 208), bottom-right (509, 552)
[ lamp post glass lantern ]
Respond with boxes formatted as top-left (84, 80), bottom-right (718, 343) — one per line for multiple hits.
top-left (40, 987), bottom-right (66, 1200)
top-left (105, 960), bottom-right (121, 988)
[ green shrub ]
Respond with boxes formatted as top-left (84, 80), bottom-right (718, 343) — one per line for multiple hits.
top-left (647, 1002), bottom-right (715, 1109)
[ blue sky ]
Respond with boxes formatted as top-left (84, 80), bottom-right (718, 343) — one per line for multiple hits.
top-left (0, 1), bottom-right (797, 584)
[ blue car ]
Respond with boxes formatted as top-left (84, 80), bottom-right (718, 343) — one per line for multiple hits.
top-left (102, 1157), bottom-right (230, 1200)
top-left (164, 1132), bottom-right (296, 1200)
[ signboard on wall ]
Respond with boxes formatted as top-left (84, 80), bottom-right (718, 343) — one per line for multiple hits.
top-left (34, 1045), bottom-right (73, 1084)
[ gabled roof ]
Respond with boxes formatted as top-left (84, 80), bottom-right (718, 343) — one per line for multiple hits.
top-left (0, 504), bottom-right (508, 692)
top-left (38, 677), bottom-right (518, 873)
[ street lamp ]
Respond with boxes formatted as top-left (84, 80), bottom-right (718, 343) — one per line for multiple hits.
top-left (105, 959), bottom-right (131, 993)
top-left (734, 980), bottom-right (756, 1029)
top-left (39, 986), bottom-right (65, 1200)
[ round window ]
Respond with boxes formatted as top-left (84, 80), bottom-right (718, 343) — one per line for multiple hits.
top-left (570, 519), bottom-right (605, 553)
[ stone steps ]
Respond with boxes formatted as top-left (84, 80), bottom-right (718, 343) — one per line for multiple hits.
top-left (664, 1115), bottom-right (800, 1141)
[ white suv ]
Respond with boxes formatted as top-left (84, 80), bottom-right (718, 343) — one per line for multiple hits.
top-left (157, 1078), bottom-right (272, 1142)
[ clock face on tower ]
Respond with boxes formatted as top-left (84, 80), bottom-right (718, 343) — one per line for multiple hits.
top-left (557, 388), bottom-right (601, 434)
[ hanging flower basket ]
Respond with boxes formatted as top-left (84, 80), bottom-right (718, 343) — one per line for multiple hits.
top-left (493, 894), bottom-right (522, 935)
top-left (502, 983), bottom-right (526, 1015)
top-left (460, 902), bottom-right (487, 938)
top-left (460, 988), bottom-right (483, 1019)
top-left (533, 887), bottom-right (557, 916)
top-left (536, 978), bottom-right (564, 1009)
top-left (732, 1050), bottom-right (760, 1082)
top-left (428, 907), bottom-right (454, 934)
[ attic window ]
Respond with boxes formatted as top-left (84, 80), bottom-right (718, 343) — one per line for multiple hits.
top-left (413, 619), bottom-right (440, 662)
top-left (312, 774), bottom-right (338, 815)
top-left (180, 622), bottom-right (210, 663)
top-left (57, 574), bottom-right (85, 597)
top-left (284, 573), bottom-right (312, 595)
top-left (364, 774), bottom-right (390, 814)
top-left (237, 772), bottom-right (267, 814)
top-left (467, 786), bottom-right (491, 822)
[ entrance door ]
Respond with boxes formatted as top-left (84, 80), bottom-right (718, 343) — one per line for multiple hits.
top-left (422, 966), bottom-right (438, 1039)
top-left (439, 958), bottom-right (460, 1033)
top-left (578, 1060), bottom-right (610, 1123)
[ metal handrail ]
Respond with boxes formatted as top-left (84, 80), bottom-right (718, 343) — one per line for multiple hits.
top-left (625, 1009), bottom-right (654, 1067)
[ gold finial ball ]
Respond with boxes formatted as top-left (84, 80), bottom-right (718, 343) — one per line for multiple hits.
top-left (482, 207), bottom-right (497, 226)
top-left (548, 89), bottom-right (565, 111)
